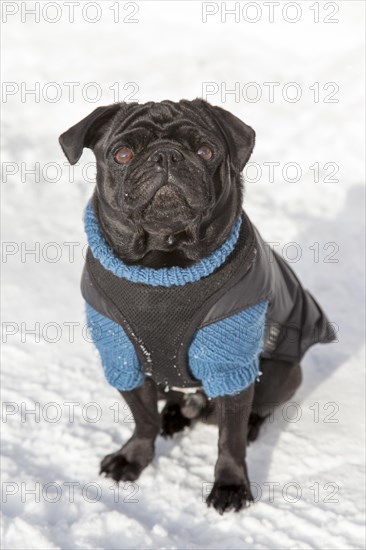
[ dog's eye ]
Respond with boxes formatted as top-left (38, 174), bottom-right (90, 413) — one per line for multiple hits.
top-left (114, 147), bottom-right (134, 164)
top-left (196, 144), bottom-right (213, 161)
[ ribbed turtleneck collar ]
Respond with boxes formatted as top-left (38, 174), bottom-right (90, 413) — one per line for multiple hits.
top-left (84, 201), bottom-right (242, 287)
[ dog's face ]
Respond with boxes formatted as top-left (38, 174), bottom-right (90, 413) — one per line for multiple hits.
top-left (59, 99), bottom-right (255, 267)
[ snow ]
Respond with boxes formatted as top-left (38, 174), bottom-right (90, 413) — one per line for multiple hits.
top-left (1, 1), bottom-right (365, 548)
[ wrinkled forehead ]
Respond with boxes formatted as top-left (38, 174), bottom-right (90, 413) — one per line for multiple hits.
top-left (107, 101), bottom-right (220, 142)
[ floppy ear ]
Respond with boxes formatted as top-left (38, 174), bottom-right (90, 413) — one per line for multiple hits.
top-left (59, 104), bottom-right (121, 164)
top-left (205, 103), bottom-right (256, 171)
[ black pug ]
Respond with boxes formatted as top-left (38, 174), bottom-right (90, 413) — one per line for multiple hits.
top-left (59, 99), bottom-right (335, 514)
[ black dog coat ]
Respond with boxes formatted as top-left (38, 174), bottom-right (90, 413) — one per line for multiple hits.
top-left (81, 200), bottom-right (335, 397)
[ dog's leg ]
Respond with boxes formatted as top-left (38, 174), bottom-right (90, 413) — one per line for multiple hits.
top-left (248, 359), bottom-right (302, 442)
top-left (207, 384), bottom-right (254, 514)
top-left (100, 378), bottom-right (159, 482)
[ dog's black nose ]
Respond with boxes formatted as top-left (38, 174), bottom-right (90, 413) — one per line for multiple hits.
top-left (148, 148), bottom-right (184, 164)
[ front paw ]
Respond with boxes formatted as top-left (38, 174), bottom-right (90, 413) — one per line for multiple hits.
top-left (100, 452), bottom-right (144, 482)
top-left (206, 482), bottom-right (254, 514)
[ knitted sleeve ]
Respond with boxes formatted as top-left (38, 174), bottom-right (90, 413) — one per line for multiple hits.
top-left (188, 301), bottom-right (269, 398)
top-left (85, 304), bottom-right (144, 391)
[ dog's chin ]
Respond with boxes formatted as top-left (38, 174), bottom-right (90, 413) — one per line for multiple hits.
top-left (140, 185), bottom-right (200, 235)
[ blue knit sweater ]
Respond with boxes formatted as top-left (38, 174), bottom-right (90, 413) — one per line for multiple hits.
top-left (84, 203), bottom-right (268, 397)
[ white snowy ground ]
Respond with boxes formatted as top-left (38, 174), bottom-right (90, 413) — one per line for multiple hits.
top-left (1, 1), bottom-right (365, 548)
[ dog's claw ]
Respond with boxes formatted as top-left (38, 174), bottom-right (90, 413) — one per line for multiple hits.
top-left (206, 483), bottom-right (254, 514)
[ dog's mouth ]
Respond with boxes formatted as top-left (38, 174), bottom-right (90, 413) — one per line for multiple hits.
top-left (141, 184), bottom-right (197, 232)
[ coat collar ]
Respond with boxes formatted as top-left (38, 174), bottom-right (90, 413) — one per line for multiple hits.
top-left (84, 201), bottom-right (242, 287)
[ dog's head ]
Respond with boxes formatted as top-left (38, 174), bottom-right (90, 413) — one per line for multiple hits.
top-left (59, 99), bottom-right (255, 267)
